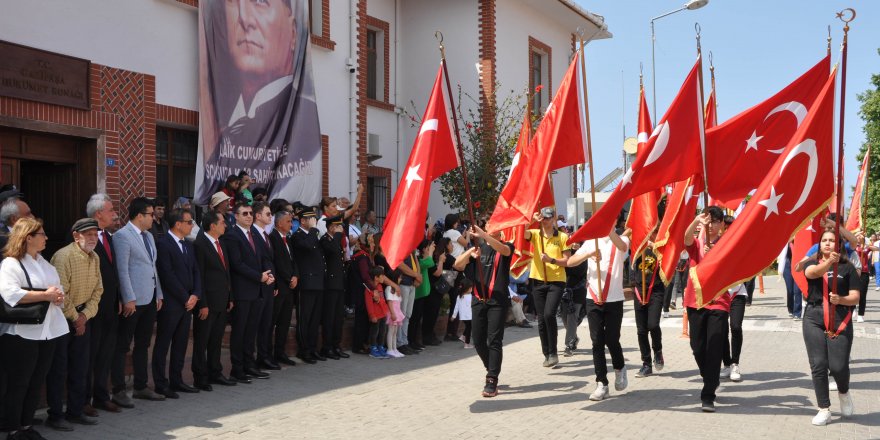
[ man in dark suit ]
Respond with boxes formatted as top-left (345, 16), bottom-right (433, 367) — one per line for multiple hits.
top-left (222, 202), bottom-right (275, 382)
top-left (267, 209), bottom-right (299, 366)
top-left (192, 211), bottom-right (236, 390)
top-left (252, 202), bottom-right (280, 371)
top-left (85, 194), bottom-right (121, 415)
top-left (153, 209), bottom-right (202, 399)
top-left (290, 207), bottom-right (325, 364)
top-left (320, 215), bottom-right (349, 360)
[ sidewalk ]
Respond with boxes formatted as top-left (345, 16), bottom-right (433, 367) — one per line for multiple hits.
top-left (50, 276), bottom-right (879, 439)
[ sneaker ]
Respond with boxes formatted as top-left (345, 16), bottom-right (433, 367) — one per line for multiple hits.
top-left (546, 354), bottom-right (559, 368)
top-left (720, 365), bottom-right (732, 379)
top-left (663, 311), bottom-right (670, 318)
top-left (654, 351), bottom-right (665, 371)
top-left (459, 335), bottom-right (466, 343)
top-left (542, 356), bottom-right (550, 367)
top-left (369, 346), bottom-right (384, 359)
top-left (463, 343), bottom-right (474, 349)
top-left (614, 366), bottom-right (628, 391)
top-left (563, 347), bottom-right (573, 357)
top-left (829, 380), bottom-right (838, 391)
top-left (670, 302), bottom-right (677, 310)
top-left (856, 315), bottom-right (864, 323)
top-left (812, 408), bottom-right (832, 426)
top-left (46, 418), bottom-right (74, 432)
top-left (390, 350), bottom-right (405, 358)
top-left (839, 392), bottom-right (854, 417)
top-left (589, 383), bottom-right (609, 401)
top-left (701, 400), bottom-right (716, 413)
top-left (572, 337), bottom-right (580, 350)
top-left (378, 346), bottom-right (389, 358)
top-left (875, 285), bottom-right (879, 291)
top-left (482, 377), bottom-right (498, 397)
top-left (635, 364), bottom-right (652, 378)
top-left (730, 364), bottom-right (742, 382)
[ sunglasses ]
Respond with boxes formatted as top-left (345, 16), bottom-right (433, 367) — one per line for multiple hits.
top-left (238, 211), bottom-right (253, 216)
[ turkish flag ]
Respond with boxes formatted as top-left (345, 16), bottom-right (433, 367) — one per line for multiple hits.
top-left (690, 69), bottom-right (837, 307)
top-left (571, 56), bottom-right (704, 242)
top-left (380, 66), bottom-right (458, 269)
top-left (654, 174), bottom-right (703, 284)
top-left (625, 86), bottom-right (658, 260)
top-left (705, 56), bottom-right (830, 210)
top-left (486, 53), bottom-right (585, 233)
top-left (791, 213), bottom-right (824, 295)
top-left (845, 146), bottom-right (870, 232)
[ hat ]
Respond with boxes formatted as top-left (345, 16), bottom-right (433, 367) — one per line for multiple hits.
top-left (71, 218), bottom-right (99, 233)
top-left (299, 206), bottom-right (317, 218)
top-left (540, 207), bottom-right (555, 219)
top-left (0, 188), bottom-right (23, 204)
top-left (210, 191), bottom-right (232, 209)
top-left (324, 214), bottom-right (344, 226)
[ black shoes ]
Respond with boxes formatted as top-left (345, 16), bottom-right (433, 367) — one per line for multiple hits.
top-left (701, 400), bottom-right (716, 413)
top-left (157, 388), bottom-right (180, 399)
top-left (259, 359), bottom-right (281, 370)
top-left (171, 383), bottom-right (200, 393)
top-left (244, 368), bottom-right (270, 379)
top-left (230, 373), bottom-right (253, 384)
top-left (635, 364), bottom-right (653, 378)
top-left (299, 353), bottom-right (318, 364)
top-left (425, 338), bottom-right (443, 346)
top-left (333, 348), bottom-right (350, 359)
top-left (210, 375), bottom-right (238, 386)
top-left (482, 376), bottom-right (498, 398)
top-left (312, 351), bottom-right (327, 362)
top-left (320, 350), bottom-right (340, 360)
top-left (654, 351), bottom-right (665, 371)
top-left (276, 355), bottom-right (298, 366)
top-left (195, 382), bottom-right (213, 392)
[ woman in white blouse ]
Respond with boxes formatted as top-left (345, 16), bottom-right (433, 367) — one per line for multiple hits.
top-left (0, 217), bottom-right (68, 440)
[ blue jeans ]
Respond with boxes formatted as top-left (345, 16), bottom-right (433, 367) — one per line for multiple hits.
top-left (874, 262), bottom-right (880, 287)
top-left (782, 260), bottom-right (802, 318)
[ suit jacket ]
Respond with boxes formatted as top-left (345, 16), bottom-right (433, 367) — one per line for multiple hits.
top-left (94, 230), bottom-right (120, 319)
top-left (115, 222), bottom-right (164, 305)
top-left (193, 231), bottom-right (231, 312)
top-left (320, 231), bottom-right (345, 291)
top-left (155, 232), bottom-right (202, 312)
top-left (251, 225), bottom-right (276, 297)
top-left (290, 227), bottom-right (325, 291)
top-left (221, 223), bottom-right (272, 301)
top-left (268, 229), bottom-right (299, 286)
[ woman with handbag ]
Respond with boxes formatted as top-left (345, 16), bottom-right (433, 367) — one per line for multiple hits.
top-left (0, 218), bottom-right (69, 440)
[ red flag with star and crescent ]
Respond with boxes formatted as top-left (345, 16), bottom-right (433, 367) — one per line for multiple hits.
top-left (380, 66), bottom-right (458, 269)
top-left (690, 68), bottom-right (837, 307)
top-left (486, 52), bottom-right (585, 233)
top-left (705, 56), bottom-right (830, 210)
top-left (625, 84), bottom-right (659, 260)
top-left (571, 56), bottom-right (704, 242)
top-left (791, 213), bottom-right (824, 295)
top-left (845, 145), bottom-right (870, 233)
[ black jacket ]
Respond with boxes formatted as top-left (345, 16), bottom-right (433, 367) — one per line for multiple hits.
top-left (155, 233), bottom-right (202, 311)
top-left (290, 227), bottom-right (325, 291)
top-left (222, 224), bottom-right (273, 301)
top-left (193, 231), bottom-right (231, 312)
top-left (94, 231), bottom-right (120, 319)
top-left (321, 231), bottom-right (345, 291)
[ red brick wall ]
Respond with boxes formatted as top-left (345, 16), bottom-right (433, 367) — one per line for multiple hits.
top-left (157, 104), bottom-right (198, 127)
top-left (478, 0), bottom-right (497, 138)
top-left (321, 134), bottom-right (329, 197)
top-left (353, 0), bottom-right (369, 213)
top-left (0, 63), bottom-right (158, 210)
top-left (310, 0), bottom-right (336, 50)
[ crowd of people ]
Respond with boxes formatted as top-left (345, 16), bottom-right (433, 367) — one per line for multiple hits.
top-left (0, 169), bottom-right (871, 438)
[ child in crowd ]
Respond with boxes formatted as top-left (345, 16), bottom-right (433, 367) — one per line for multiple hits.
top-left (386, 272), bottom-right (406, 358)
top-left (365, 266), bottom-right (393, 359)
top-left (452, 278), bottom-right (475, 349)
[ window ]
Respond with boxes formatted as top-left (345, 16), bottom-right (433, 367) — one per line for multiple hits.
top-left (308, 0), bottom-right (323, 37)
top-left (367, 166), bottom-right (391, 228)
top-left (528, 36), bottom-right (552, 115)
top-left (308, 0), bottom-right (335, 49)
top-left (366, 29), bottom-right (379, 100)
top-left (156, 127), bottom-right (197, 207)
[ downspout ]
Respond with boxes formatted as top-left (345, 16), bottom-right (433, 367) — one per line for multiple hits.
top-left (349, 0), bottom-right (358, 195)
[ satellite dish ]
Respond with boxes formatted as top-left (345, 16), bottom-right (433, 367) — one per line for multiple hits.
top-left (623, 137), bottom-right (638, 155)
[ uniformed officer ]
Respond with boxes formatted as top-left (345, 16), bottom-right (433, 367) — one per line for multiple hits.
top-left (319, 215), bottom-right (349, 360)
top-left (290, 207), bottom-right (326, 364)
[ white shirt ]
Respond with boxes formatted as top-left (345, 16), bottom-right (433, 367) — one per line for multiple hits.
top-left (452, 293), bottom-right (473, 321)
top-left (729, 283), bottom-right (748, 297)
top-left (169, 230), bottom-right (186, 254)
top-left (576, 236), bottom-right (630, 303)
top-left (444, 229), bottom-right (465, 258)
top-left (227, 75), bottom-right (294, 126)
top-left (0, 255), bottom-right (69, 340)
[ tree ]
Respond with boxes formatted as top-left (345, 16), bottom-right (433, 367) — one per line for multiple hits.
top-left (856, 48), bottom-right (880, 234)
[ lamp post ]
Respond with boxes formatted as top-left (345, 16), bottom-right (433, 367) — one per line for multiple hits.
top-left (651, 0), bottom-right (709, 118)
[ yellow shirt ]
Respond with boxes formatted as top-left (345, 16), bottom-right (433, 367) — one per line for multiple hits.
top-left (51, 242), bottom-right (104, 321)
top-left (527, 228), bottom-right (570, 283)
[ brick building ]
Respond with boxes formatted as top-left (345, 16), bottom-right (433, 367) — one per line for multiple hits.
top-left (0, 0), bottom-right (609, 255)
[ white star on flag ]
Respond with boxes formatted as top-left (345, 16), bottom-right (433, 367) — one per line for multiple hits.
top-left (405, 164), bottom-right (423, 190)
top-left (745, 131), bottom-right (764, 152)
top-left (757, 186), bottom-right (784, 220)
top-left (621, 167), bottom-right (634, 187)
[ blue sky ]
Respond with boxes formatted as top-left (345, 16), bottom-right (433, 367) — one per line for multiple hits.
top-left (575, 0), bottom-right (879, 199)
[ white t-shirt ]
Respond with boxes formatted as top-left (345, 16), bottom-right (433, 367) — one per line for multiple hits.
top-left (576, 235), bottom-right (630, 303)
top-left (444, 229), bottom-right (465, 258)
top-left (385, 286), bottom-right (401, 302)
top-left (728, 283), bottom-right (748, 297)
top-left (452, 293), bottom-right (473, 321)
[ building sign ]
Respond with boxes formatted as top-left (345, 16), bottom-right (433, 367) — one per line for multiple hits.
top-left (0, 41), bottom-right (90, 110)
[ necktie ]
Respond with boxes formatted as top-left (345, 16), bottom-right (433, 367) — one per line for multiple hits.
top-left (247, 230), bottom-right (256, 253)
top-left (215, 240), bottom-right (226, 268)
top-left (263, 231), bottom-right (272, 251)
top-left (101, 231), bottom-right (113, 263)
top-left (179, 239), bottom-right (187, 256)
top-left (141, 232), bottom-right (153, 259)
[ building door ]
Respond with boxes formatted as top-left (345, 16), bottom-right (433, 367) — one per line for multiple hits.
top-left (0, 127), bottom-right (97, 258)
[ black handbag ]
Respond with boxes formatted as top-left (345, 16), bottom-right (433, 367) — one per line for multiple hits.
top-left (0, 259), bottom-right (50, 324)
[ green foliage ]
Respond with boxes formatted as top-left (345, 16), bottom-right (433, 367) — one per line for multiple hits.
top-left (856, 48), bottom-right (880, 234)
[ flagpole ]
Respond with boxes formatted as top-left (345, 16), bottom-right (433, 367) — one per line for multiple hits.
top-left (577, 31), bottom-right (604, 302)
top-left (695, 23), bottom-right (710, 208)
top-left (864, 145), bottom-right (871, 229)
top-left (434, 31), bottom-right (489, 295)
top-left (831, 8), bottom-right (855, 332)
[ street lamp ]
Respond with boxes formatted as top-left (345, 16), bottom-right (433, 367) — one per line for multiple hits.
top-left (651, 0), bottom-right (709, 118)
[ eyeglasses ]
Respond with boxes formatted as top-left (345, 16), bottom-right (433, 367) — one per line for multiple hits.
top-left (31, 232), bottom-right (47, 237)
top-left (238, 211), bottom-right (253, 217)
top-left (181, 219), bottom-right (194, 225)
top-left (141, 211), bottom-right (154, 217)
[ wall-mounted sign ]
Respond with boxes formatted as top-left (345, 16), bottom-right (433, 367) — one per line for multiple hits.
top-left (0, 40), bottom-right (90, 110)
top-left (106, 158), bottom-right (116, 167)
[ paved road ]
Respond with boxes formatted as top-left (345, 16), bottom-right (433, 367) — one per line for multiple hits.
top-left (47, 277), bottom-right (879, 439)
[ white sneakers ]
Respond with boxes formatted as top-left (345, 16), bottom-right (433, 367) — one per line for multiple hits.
top-left (839, 392), bottom-right (854, 417)
top-left (720, 365), bottom-right (732, 379)
top-left (829, 380), bottom-right (838, 391)
top-left (812, 408), bottom-right (832, 426)
top-left (463, 343), bottom-right (474, 349)
top-left (730, 364), bottom-right (742, 382)
top-left (589, 383), bottom-right (609, 401)
top-left (662, 311), bottom-right (670, 318)
top-left (387, 350), bottom-right (405, 358)
top-left (615, 366), bottom-right (628, 391)
top-left (856, 315), bottom-right (865, 323)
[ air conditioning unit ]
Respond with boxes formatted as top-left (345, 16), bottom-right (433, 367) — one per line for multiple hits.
top-left (367, 133), bottom-right (382, 162)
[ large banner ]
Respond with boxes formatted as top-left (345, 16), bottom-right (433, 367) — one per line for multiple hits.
top-left (194, 0), bottom-right (322, 205)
